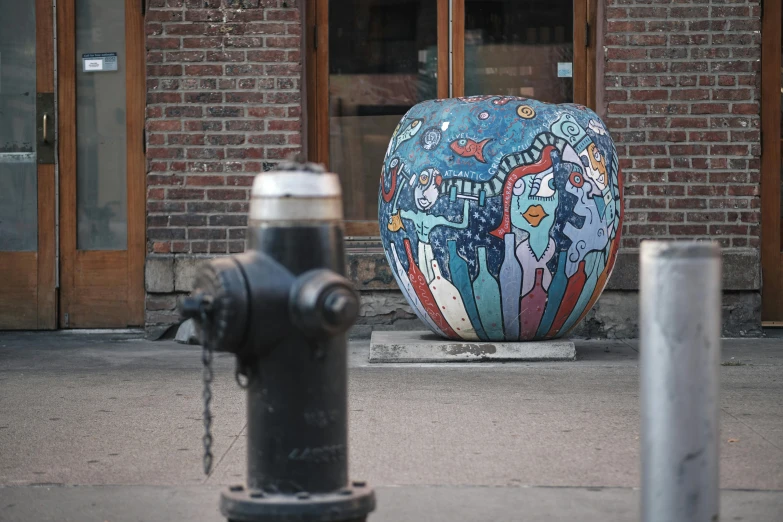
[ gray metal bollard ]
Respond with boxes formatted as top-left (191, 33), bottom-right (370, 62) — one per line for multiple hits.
top-left (180, 162), bottom-right (375, 522)
top-left (639, 241), bottom-right (721, 522)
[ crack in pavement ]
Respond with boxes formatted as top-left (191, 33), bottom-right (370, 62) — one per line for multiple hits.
top-left (204, 422), bottom-right (246, 485)
top-left (721, 407), bottom-right (783, 453)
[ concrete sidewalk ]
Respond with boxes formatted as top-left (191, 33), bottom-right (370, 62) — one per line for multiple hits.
top-left (0, 331), bottom-right (781, 521)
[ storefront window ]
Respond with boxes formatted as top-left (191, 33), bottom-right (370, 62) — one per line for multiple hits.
top-left (464, 0), bottom-right (573, 103)
top-left (329, 0), bottom-right (438, 225)
top-left (315, 0), bottom-right (587, 233)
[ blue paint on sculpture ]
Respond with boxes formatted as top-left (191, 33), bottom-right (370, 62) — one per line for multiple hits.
top-left (378, 96), bottom-right (623, 341)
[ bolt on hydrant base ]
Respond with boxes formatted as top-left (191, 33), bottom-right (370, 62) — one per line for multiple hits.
top-left (220, 482), bottom-right (375, 522)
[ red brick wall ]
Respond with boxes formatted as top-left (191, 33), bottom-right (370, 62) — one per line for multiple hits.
top-left (142, 1), bottom-right (764, 336)
top-left (145, 0), bottom-right (764, 255)
top-left (145, 0), bottom-right (302, 255)
top-left (603, 0), bottom-right (762, 249)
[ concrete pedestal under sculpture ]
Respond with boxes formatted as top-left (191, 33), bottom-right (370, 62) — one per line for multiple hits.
top-left (378, 96), bottom-right (623, 342)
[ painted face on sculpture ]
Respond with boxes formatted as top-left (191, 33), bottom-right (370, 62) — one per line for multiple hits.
top-left (583, 143), bottom-right (607, 191)
top-left (414, 168), bottom-right (441, 211)
top-left (565, 170), bottom-right (593, 208)
top-left (509, 166), bottom-right (558, 235)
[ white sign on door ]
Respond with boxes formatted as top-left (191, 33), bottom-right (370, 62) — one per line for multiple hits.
top-left (557, 62), bottom-right (573, 78)
top-left (82, 52), bottom-right (118, 72)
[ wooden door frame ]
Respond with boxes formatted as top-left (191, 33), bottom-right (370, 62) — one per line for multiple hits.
top-left (57, 0), bottom-right (146, 327)
top-left (438, 0), bottom-right (450, 98)
top-left (452, 0), bottom-right (464, 96)
top-left (306, 0), bottom-right (595, 237)
top-left (0, 0), bottom-right (57, 330)
top-left (36, 0), bottom-right (58, 329)
top-left (306, 0), bottom-right (329, 172)
top-left (761, 0), bottom-right (782, 322)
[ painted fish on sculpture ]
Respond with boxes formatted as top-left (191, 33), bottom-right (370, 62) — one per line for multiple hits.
top-left (393, 119), bottom-right (423, 151)
top-left (449, 137), bottom-right (491, 163)
top-left (387, 210), bottom-right (405, 232)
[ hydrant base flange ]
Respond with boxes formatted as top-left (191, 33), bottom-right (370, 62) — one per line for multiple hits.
top-left (220, 484), bottom-right (375, 522)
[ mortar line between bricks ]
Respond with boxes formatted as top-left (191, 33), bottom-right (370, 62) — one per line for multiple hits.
top-left (721, 407), bottom-right (783, 453)
top-left (204, 421), bottom-right (247, 485)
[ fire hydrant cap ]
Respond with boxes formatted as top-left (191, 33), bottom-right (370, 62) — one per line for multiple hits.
top-left (290, 269), bottom-right (359, 337)
top-left (250, 163), bottom-right (343, 223)
top-left (323, 287), bottom-right (360, 328)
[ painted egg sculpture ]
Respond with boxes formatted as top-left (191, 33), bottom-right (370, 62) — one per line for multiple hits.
top-left (378, 96), bottom-right (623, 341)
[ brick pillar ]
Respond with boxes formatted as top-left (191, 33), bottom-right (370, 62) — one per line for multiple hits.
top-left (589, 0), bottom-right (763, 338)
top-left (144, 0), bottom-right (303, 334)
top-left (603, 0), bottom-right (761, 249)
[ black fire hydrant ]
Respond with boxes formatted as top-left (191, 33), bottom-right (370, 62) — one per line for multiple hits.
top-left (180, 162), bottom-right (375, 522)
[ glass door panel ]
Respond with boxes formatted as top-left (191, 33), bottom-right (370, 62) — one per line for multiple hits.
top-left (329, 0), bottom-right (438, 223)
top-left (0, 1), bottom-right (37, 251)
top-left (75, 0), bottom-right (128, 250)
top-left (464, 0), bottom-right (574, 103)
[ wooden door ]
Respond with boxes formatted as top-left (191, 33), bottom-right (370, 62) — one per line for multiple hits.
top-left (57, 0), bottom-right (145, 328)
top-left (0, 0), bottom-right (57, 329)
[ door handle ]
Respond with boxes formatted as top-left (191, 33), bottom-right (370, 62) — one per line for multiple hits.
top-left (36, 93), bottom-right (55, 164)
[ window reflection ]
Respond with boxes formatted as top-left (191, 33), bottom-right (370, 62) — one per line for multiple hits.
top-left (0, 1), bottom-right (37, 251)
top-left (76, 0), bottom-right (128, 250)
top-left (329, 0), bottom-right (437, 223)
top-left (464, 0), bottom-right (573, 103)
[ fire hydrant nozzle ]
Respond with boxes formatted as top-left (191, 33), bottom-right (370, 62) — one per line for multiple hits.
top-left (178, 293), bottom-right (211, 320)
top-left (290, 269), bottom-right (359, 338)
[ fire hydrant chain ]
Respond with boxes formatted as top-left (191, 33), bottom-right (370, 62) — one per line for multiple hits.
top-left (199, 301), bottom-right (215, 476)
